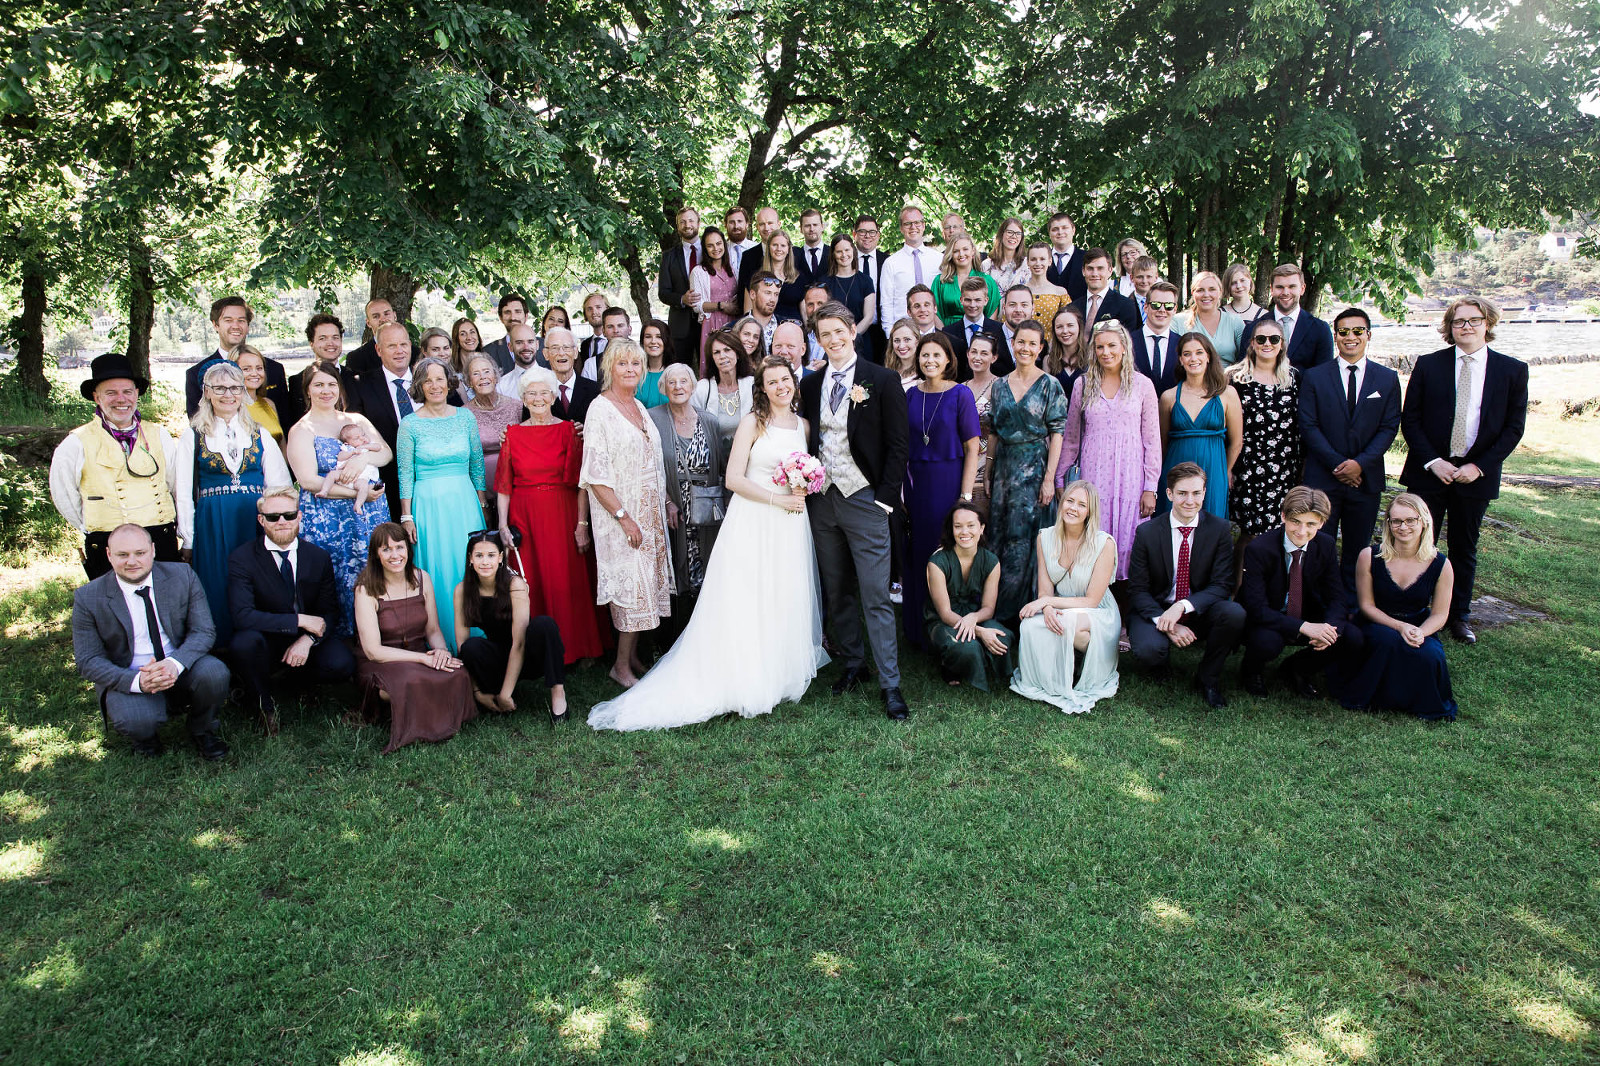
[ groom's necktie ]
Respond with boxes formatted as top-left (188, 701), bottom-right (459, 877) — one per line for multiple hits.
top-left (829, 371), bottom-right (848, 414)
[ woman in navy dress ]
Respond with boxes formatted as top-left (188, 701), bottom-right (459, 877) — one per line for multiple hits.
top-left (903, 332), bottom-right (980, 646)
top-left (821, 232), bottom-right (878, 363)
top-left (1338, 493), bottom-right (1458, 721)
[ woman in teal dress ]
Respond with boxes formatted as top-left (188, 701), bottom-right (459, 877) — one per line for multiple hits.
top-left (931, 234), bottom-right (1000, 325)
top-left (925, 502), bottom-right (1014, 689)
top-left (1157, 333), bottom-right (1241, 520)
top-left (398, 357), bottom-right (487, 652)
top-left (1174, 270), bottom-right (1247, 366)
top-left (987, 320), bottom-right (1067, 620)
top-left (175, 361), bottom-right (292, 644)
top-left (636, 321), bottom-right (672, 408)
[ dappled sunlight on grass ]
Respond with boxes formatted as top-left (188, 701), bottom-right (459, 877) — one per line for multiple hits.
top-left (16, 947), bottom-right (82, 992)
top-left (549, 976), bottom-right (654, 1053)
top-left (0, 839), bottom-right (44, 881)
top-left (1314, 1012), bottom-right (1374, 1060)
top-left (337, 1048), bottom-right (424, 1066)
top-left (5, 723), bottom-right (102, 773)
top-left (1510, 906), bottom-right (1591, 956)
top-left (1255, 1011), bottom-right (1376, 1065)
top-left (1141, 897), bottom-right (1194, 931)
top-left (810, 951), bottom-right (854, 978)
top-left (1121, 773), bottom-right (1161, 803)
top-left (1261, 1039), bottom-right (1334, 1065)
top-left (1511, 999), bottom-right (1592, 1042)
top-left (686, 827), bottom-right (749, 851)
top-left (191, 829), bottom-right (244, 850)
top-left (0, 789), bottom-right (47, 824)
top-left (1156, 734), bottom-right (1185, 749)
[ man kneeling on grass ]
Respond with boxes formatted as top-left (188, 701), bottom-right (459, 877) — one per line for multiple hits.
top-left (1236, 485), bottom-right (1365, 698)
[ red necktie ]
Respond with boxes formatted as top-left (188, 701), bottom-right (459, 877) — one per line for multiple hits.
top-left (560, 383), bottom-right (569, 409)
top-left (689, 245), bottom-right (698, 271)
top-left (1175, 526), bottom-right (1193, 607)
top-left (1286, 548), bottom-right (1304, 618)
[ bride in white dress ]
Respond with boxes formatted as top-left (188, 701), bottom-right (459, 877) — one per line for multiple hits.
top-left (588, 356), bottom-right (828, 731)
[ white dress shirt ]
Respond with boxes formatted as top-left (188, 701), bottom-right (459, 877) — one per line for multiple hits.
top-left (265, 535), bottom-right (301, 585)
top-left (174, 415), bottom-right (292, 547)
top-left (1276, 307), bottom-right (1300, 350)
top-left (1438, 344), bottom-right (1489, 460)
top-left (1051, 245), bottom-right (1077, 275)
top-left (383, 366), bottom-right (413, 423)
top-left (499, 362), bottom-right (558, 401)
top-left (1142, 328), bottom-right (1168, 380)
top-left (802, 243), bottom-right (825, 276)
top-left (1159, 514), bottom-right (1202, 620)
top-left (856, 247), bottom-right (880, 289)
top-left (880, 245), bottom-right (930, 339)
top-left (579, 337), bottom-right (609, 382)
top-left (48, 420), bottom-right (179, 534)
top-left (1334, 355), bottom-right (1369, 408)
top-left (117, 572), bottom-right (183, 691)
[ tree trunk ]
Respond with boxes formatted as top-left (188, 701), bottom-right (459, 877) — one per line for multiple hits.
top-left (1255, 178), bottom-right (1287, 306)
top-left (126, 236), bottom-right (156, 382)
top-left (618, 242), bottom-right (655, 326)
top-left (369, 266), bottom-right (419, 326)
top-left (10, 258), bottom-right (48, 399)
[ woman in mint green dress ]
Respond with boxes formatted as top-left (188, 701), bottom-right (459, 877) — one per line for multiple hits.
top-left (398, 357), bottom-right (486, 652)
top-left (1157, 333), bottom-right (1241, 520)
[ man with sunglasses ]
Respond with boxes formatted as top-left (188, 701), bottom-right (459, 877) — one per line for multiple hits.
top-left (226, 485), bottom-right (354, 733)
top-left (1297, 307), bottom-right (1402, 592)
top-left (50, 353), bottom-right (182, 580)
top-left (1400, 295), bottom-right (1528, 645)
top-left (1131, 280), bottom-right (1185, 395)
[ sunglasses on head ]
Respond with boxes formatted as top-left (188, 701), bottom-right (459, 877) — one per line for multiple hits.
top-left (1334, 326), bottom-right (1368, 337)
top-left (1253, 334), bottom-right (1283, 346)
top-left (260, 510), bottom-right (298, 522)
top-left (467, 527), bottom-right (523, 549)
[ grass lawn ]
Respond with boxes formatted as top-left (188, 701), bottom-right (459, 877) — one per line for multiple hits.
top-left (2, 392), bottom-right (1597, 1063)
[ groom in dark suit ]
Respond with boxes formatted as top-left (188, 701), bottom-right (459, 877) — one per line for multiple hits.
top-left (800, 301), bottom-right (912, 719)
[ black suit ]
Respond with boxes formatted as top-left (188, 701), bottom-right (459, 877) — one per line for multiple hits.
top-left (1243, 311), bottom-right (1334, 372)
top-left (1298, 357), bottom-right (1403, 589)
top-left (343, 367), bottom-right (414, 518)
top-left (1045, 248), bottom-right (1087, 303)
top-left (1400, 345), bottom-right (1528, 623)
top-left (942, 317), bottom-right (1010, 377)
top-left (1238, 529), bottom-right (1363, 681)
top-left (551, 374), bottom-right (600, 425)
top-left (577, 336), bottom-right (606, 380)
top-left (735, 252), bottom-right (765, 316)
top-left (227, 537), bottom-right (355, 707)
top-left (342, 338), bottom-right (419, 379)
top-left (1130, 329), bottom-right (1185, 397)
top-left (856, 248), bottom-right (890, 364)
top-left (657, 241), bottom-right (699, 367)
top-left (1069, 289), bottom-right (1143, 336)
top-left (185, 351), bottom-right (301, 427)
top-left (794, 244), bottom-right (829, 292)
top-left (1127, 511), bottom-right (1246, 689)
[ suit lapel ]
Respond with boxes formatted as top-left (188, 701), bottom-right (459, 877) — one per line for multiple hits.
top-left (103, 578), bottom-right (135, 648)
top-left (1157, 513), bottom-right (1175, 584)
top-left (154, 565), bottom-right (185, 649)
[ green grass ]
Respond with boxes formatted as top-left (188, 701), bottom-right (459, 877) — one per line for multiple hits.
top-left (2, 482), bottom-right (1597, 1064)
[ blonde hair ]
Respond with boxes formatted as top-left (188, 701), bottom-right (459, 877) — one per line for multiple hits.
top-left (1081, 321), bottom-right (1135, 409)
top-left (1052, 479), bottom-right (1104, 573)
top-left (600, 338), bottom-right (646, 390)
top-left (259, 483), bottom-right (299, 508)
top-left (1184, 270), bottom-right (1225, 317)
top-left (1439, 295), bottom-right (1499, 343)
top-left (939, 235), bottom-right (980, 283)
top-left (1378, 492), bottom-right (1438, 563)
top-left (1227, 328), bottom-right (1294, 386)
top-left (192, 361), bottom-right (261, 439)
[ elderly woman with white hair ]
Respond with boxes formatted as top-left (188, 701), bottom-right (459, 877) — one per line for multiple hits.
top-left (649, 362), bottom-right (725, 622)
top-left (175, 360), bottom-right (292, 643)
top-left (458, 351), bottom-right (523, 502)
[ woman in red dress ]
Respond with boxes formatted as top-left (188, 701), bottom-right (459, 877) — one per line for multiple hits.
top-left (495, 375), bottom-right (612, 663)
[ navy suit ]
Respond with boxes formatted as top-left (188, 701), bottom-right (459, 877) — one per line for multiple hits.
top-left (1244, 311), bottom-right (1334, 372)
top-left (1130, 329), bottom-right (1185, 397)
top-left (941, 317), bottom-right (1010, 377)
top-left (1069, 289), bottom-right (1143, 337)
top-left (1126, 511), bottom-right (1246, 689)
top-left (1298, 357), bottom-right (1401, 590)
top-left (1400, 345), bottom-right (1528, 623)
top-left (657, 241), bottom-right (699, 367)
top-left (227, 537), bottom-right (355, 708)
top-left (1045, 248), bottom-right (1087, 303)
top-left (793, 244), bottom-right (830, 292)
top-left (1238, 528), bottom-right (1363, 681)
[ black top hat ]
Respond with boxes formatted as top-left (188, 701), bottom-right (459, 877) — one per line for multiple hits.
top-left (80, 353), bottom-right (151, 401)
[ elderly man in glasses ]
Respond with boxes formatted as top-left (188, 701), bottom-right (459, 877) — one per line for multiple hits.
top-left (50, 353), bottom-right (182, 580)
top-left (226, 484), bottom-right (355, 734)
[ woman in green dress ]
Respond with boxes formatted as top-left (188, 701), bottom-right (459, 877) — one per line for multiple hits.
top-left (987, 320), bottom-right (1067, 620)
top-left (931, 234), bottom-right (1000, 325)
top-left (925, 502), bottom-right (1015, 690)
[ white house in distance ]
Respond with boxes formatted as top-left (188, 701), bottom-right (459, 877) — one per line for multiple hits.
top-left (1539, 229), bottom-right (1579, 260)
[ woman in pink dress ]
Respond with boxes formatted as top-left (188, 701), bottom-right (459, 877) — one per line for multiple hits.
top-left (692, 226), bottom-right (740, 371)
top-left (1056, 321), bottom-right (1161, 582)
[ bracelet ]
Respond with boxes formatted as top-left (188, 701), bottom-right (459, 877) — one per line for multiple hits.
top-left (399, 514), bottom-right (414, 523)
top-left (577, 520), bottom-right (590, 527)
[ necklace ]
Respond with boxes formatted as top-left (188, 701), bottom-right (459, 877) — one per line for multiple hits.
top-left (919, 386), bottom-right (947, 446)
top-left (716, 383), bottom-right (740, 416)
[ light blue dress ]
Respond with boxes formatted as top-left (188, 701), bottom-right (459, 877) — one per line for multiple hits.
top-left (1175, 308), bottom-right (1246, 366)
top-left (398, 407), bottom-right (485, 651)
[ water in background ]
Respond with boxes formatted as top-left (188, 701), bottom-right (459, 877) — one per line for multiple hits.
top-left (1367, 321), bottom-right (1600, 362)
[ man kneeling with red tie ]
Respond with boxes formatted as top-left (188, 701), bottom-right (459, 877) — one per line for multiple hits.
top-left (1237, 486), bottom-right (1365, 698)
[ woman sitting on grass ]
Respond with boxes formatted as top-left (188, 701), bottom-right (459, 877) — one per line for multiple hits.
top-left (923, 502), bottom-right (1013, 690)
top-left (453, 530), bottom-right (569, 724)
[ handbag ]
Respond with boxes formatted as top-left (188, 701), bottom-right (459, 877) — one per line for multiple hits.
top-left (688, 482), bottom-right (726, 525)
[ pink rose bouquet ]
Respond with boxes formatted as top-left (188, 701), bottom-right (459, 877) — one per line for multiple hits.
top-left (773, 451), bottom-right (826, 495)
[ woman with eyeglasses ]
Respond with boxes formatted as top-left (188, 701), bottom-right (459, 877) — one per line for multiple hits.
top-left (1335, 493), bottom-right (1457, 721)
top-left (984, 218), bottom-right (1030, 293)
top-left (1227, 319), bottom-right (1301, 538)
top-left (496, 376), bottom-right (611, 665)
top-left (454, 531), bottom-right (569, 723)
top-left (176, 361), bottom-right (292, 644)
top-left (289, 361), bottom-right (395, 633)
top-left (1156, 332), bottom-right (1242, 521)
top-left (352, 522), bottom-right (477, 752)
top-left (1174, 270), bottom-right (1247, 366)
top-left (1114, 239), bottom-right (1149, 297)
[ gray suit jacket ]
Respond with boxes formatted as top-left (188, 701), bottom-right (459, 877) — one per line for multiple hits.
top-left (71, 563), bottom-right (217, 698)
top-left (649, 404), bottom-right (725, 593)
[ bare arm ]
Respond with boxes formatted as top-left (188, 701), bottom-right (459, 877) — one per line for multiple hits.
top-left (959, 434), bottom-right (979, 497)
top-left (354, 588), bottom-right (432, 665)
top-left (725, 414), bottom-right (804, 512)
top-left (1158, 388), bottom-right (1175, 453)
top-left (1223, 386), bottom-right (1243, 482)
top-left (501, 582), bottom-right (529, 701)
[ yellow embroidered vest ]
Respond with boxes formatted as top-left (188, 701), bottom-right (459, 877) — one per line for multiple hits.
top-left (72, 420), bottom-right (177, 531)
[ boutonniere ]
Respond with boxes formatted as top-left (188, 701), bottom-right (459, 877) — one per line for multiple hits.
top-left (848, 384), bottom-right (870, 404)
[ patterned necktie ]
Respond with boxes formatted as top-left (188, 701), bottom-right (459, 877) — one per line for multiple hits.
top-left (829, 371), bottom-right (848, 413)
top-left (394, 377), bottom-right (414, 417)
top-left (1286, 548), bottom-right (1304, 618)
top-left (135, 586), bottom-right (167, 663)
top-left (1449, 354), bottom-right (1474, 457)
top-left (1279, 315), bottom-right (1293, 350)
top-left (1175, 526), bottom-right (1193, 606)
top-left (98, 409), bottom-right (141, 454)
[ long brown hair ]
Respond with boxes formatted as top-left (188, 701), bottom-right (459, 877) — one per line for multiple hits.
top-left (751, 355), bottom-right (801, 430)
top-left (356, 523), bottom-right (418, 600)
top-left (1175, 332), bottom-right (1228, 399)
top-left (1048, 305), bottom-right (1088, 377)
top-left (459, 533), bottom-right (513, 629)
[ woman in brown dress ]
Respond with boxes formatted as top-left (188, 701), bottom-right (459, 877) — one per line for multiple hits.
top-left (352, 522), bottom-right (477, 753)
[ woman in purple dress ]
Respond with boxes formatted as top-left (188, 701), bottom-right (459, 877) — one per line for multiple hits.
top-left (1056, 321), bottom-right (1161, 584)
top-left (903, 332), bottom-right (981, 645)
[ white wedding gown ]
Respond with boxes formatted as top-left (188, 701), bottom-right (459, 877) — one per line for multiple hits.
top-left (587, 422), bottom-right (829, 731)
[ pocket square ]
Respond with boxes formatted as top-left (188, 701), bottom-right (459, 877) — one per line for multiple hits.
top-left (1365, 391), bottom-right (1382, 399)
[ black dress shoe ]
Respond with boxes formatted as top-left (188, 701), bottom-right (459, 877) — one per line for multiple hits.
top-left (130, 734), bottom-right (164, 758)
top-left (831, 665), bottom-right (870, 696)
top-left (192, 732), bottom-right (230, 762)
top-left (257, 695), bottom-right (280, 737)
top-left (1448, 618), bottom-right (1477, 645)
top-left (1284, 668), bottom-right (1323, 699)
top-left (1196, 682), bottom-right (1228, 710)
top-left (882, 687), bottom-right (909, 720)
top-left (1241, 671), bottom-right (1269, 698)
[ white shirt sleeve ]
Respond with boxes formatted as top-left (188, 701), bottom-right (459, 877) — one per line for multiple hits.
top-left (879, 252), bottom-right (906, 340)
top-left (260, 432), bottom-right (292, 488)
top-left (48, 433), bottom-right (87, 534)
top-left (174, 429), bottom-right (197, 548)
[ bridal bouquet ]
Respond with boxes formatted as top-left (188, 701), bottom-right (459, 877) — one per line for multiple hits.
top-left (773, 451), bottom-right (826, 495)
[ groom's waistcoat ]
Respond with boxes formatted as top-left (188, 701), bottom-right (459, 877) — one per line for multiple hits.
top-left (818, 369), bottom-right (869, 496)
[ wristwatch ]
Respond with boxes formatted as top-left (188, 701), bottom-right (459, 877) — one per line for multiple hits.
top-left (960, 493), bottom-right (974, 502)
top-left (613, 508), bottom-right (628, 520)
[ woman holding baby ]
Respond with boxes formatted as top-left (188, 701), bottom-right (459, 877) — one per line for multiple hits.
top-left (288, 359), bottom-right (394, 634)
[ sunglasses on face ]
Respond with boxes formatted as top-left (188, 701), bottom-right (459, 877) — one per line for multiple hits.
top-left (1145, 301), bottom-right (1177, 313)
top-left (260, 510), bottom-right (298, 522)
top-left (1334, 326), bottom-right (1369, 337)
top-left (1253, 334), bottom-right (1283, 346)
